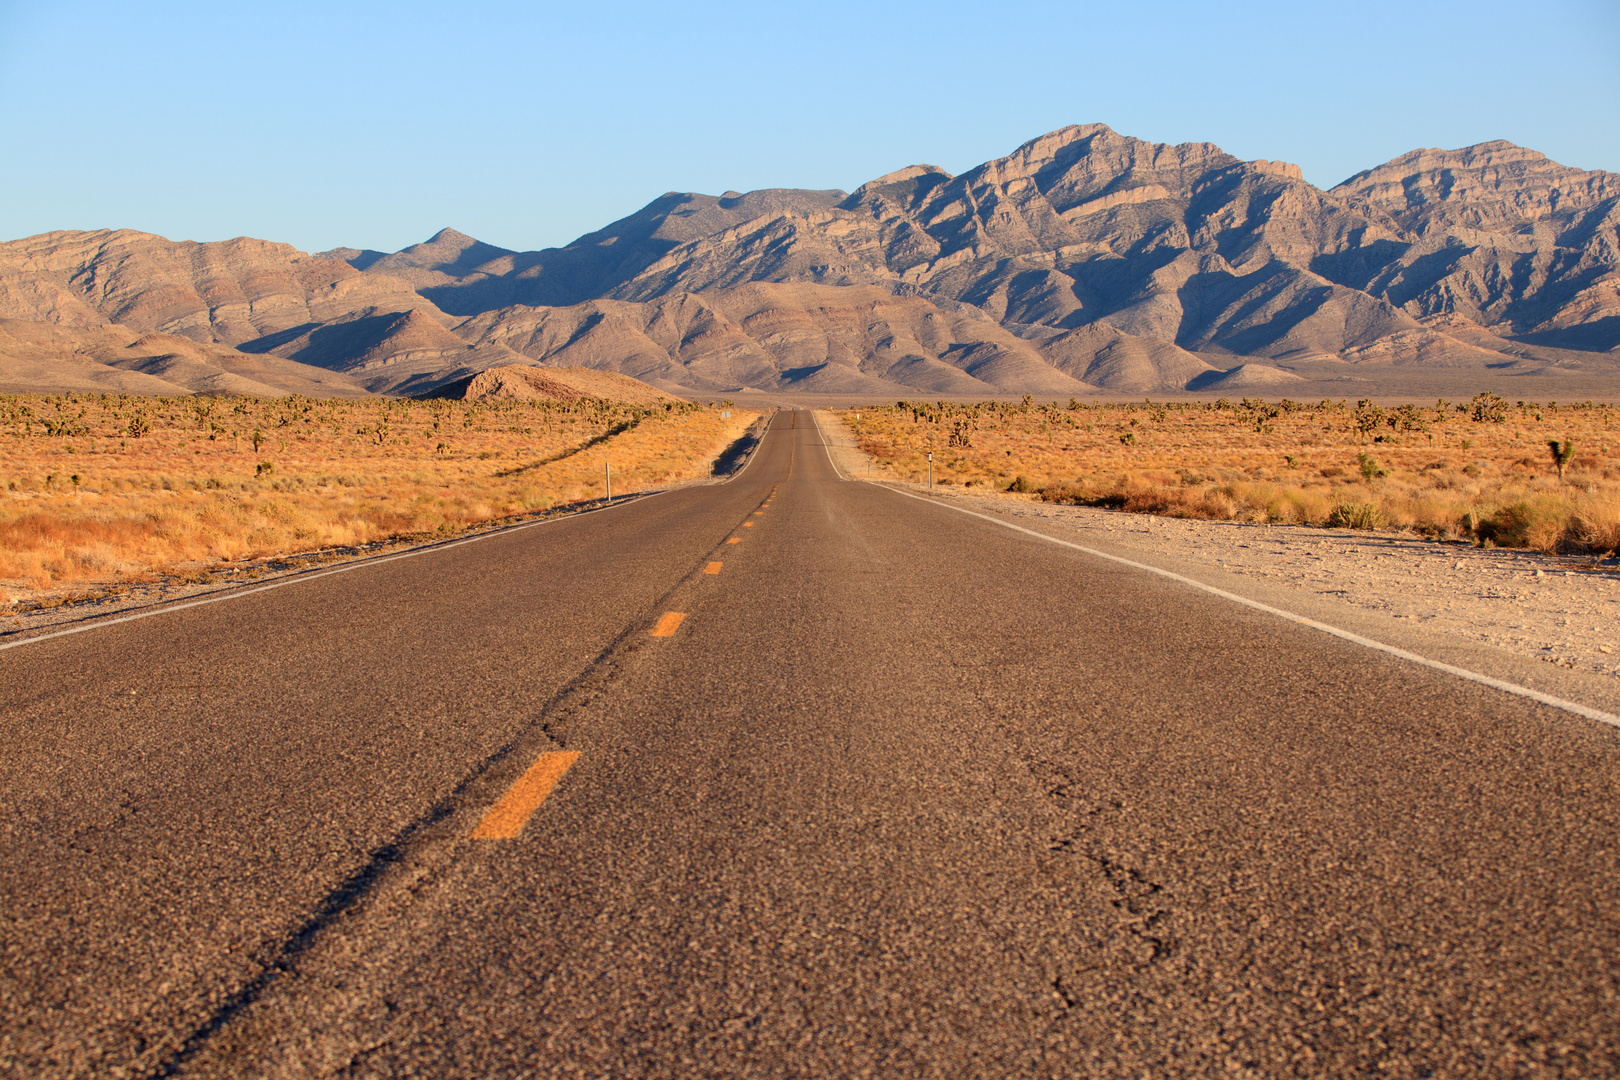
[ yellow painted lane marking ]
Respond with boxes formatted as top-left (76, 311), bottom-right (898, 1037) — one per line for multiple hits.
top-left (705, 562), bottom-right (723, 574)
top-left (650, 611), bottom-right (686, 636)
top-left (726, 537), bottom-right (741, 544)
top-left (470, 751), bottom-right (580, 839)
top-left (743, 521), bottom-right (754, 527)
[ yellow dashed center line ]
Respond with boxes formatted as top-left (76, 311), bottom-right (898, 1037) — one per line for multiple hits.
top-left (743, 521), bottom-right (754, 527)
top-left (726, 537), bottom-right (741, 544)
top-left (650, 611), bottom-right (686, 637)
top-left (705, 562), bottom-right (723, 575)
top-left (470, 751), bottom-right (580, 839)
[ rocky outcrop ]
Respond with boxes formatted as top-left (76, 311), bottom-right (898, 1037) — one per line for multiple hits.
top-left (1327, 143), bottom-right (1620, 347)
top-left (1333, 142), bottom-right (1620, 236)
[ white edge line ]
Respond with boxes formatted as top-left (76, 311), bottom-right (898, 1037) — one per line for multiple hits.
top-left (2, 413), bottom-right (775, 654)
top-left (815, 408), bottom-right (1619, 730)
top-left (809, 409), bottom-right (847, 481)
top-left (725, 411), bottom-right (771, 481)
top-left (1, 497), bottom-right (652, 652)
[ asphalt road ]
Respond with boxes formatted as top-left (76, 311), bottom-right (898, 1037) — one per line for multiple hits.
top-left (3, 411), bottom-right (1618, 1078)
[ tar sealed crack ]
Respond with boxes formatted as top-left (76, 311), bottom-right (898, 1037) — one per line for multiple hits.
top-left (1026, 759), bottom-right (1175, 971)
top-left (1067, 846), bottom-right (1172, 964)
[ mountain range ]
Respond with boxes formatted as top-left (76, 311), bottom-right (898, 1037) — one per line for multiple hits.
top-left (3, 123), bottom-right (1617, 398)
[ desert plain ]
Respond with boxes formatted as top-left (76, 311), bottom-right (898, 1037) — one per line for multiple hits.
top-left (0, 387), bottom-right (756, 620)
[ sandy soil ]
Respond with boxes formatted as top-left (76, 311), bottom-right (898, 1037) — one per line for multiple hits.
top-left (815, 411), bottom-right (1620, 684)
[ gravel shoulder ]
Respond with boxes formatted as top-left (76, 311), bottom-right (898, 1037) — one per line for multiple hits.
top-left (815, 410), bottom-right (1620, 719)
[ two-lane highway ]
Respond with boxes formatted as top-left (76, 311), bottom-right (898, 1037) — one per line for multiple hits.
top-left (3, 411), bottom-right (1618, 1078)
top-left (1, 418), bottom-right (788, 1077)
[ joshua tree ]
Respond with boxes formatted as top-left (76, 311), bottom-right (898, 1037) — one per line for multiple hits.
top-left (1353, 399), bottom-right (1385, 442)
top-left (1547, 438), bottom-right (1574, 481)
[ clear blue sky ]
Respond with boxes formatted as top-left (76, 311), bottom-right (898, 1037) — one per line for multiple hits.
top-left (2, 0), bottom-right (1616, 255)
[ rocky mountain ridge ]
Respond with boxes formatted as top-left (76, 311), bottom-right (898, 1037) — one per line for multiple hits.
top-left (2, 124), bottom-right (1616, 397)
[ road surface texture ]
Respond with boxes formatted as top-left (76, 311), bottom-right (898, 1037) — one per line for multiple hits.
top-left (3, 411), bottom-right (1618, 1078)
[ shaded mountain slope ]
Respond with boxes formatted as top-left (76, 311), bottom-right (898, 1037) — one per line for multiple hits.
top-left (453, 283), bottom-right (1103, 395)
top-left (370, 190), bottom-right (851, 316)
top-left (0, 229), bottom-right (439, 347)
top-left (0, 319), bottom-right (371, 397)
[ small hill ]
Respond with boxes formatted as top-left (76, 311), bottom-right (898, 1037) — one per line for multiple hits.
top-left (1031, 322), bottom-right (1215, 393)
top-left (1186, 363), bottom-right (1305, 391)
top-left (239, 307), bottom-right (531, 393)
top-left (419, 364), bottom-right (684, 404)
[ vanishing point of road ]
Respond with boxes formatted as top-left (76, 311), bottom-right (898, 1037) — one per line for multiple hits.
top-left (3, 411), bottom-right (1617, 1078)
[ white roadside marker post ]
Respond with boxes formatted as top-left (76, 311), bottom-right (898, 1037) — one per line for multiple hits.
top-left (928, 452), bottom-right (933, 490)
top-left (605, 460), bottom-right (611, 503)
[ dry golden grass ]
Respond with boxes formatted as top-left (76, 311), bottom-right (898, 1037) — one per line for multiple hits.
top-left (841, 394), bottom-right (1620, 554)
top-left (0, 392), bottom-right (756, 601)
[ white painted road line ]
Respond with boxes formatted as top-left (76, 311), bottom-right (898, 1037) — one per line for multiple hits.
top-left (0, 496), bottom-right (657, 653)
